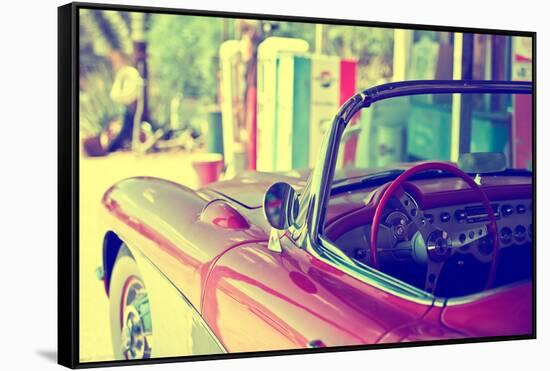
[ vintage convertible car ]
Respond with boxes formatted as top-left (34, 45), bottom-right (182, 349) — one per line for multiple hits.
top-left (99, 80), bottom-right (533, 360)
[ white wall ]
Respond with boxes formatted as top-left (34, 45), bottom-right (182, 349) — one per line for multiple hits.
top-left (0, 0), bottom-right (547, 370)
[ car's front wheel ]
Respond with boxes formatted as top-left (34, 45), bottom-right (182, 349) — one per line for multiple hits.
top-left (109, 245), bottom-right (153, 360)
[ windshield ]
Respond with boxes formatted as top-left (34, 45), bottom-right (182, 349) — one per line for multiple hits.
top-left (333, 92), bottom-right (532, 185)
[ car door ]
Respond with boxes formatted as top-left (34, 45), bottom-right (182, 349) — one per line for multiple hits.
top-left (202, 234), bottom-right (432, 352)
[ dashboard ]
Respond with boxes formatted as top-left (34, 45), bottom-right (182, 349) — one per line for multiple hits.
top-left (334, 196), bottom-right (533, 265)
top-left (424, 199), bottom-right (532, 249)
top-left (327, 173), bottom-right (533, 295)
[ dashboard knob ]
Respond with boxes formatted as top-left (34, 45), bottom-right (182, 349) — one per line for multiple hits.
top-left (354, 248), bottom-right (367, 260)
top-left (501, 204), bottom-right (514, 217)
top-left (454, 209), bottom-right (466, 223)
top-left (516, 204), bottom-right (526, 214)
top-left (440, 212), bottom-right (451, 223)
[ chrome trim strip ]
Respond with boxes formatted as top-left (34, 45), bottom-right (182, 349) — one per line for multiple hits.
top-left (312, 234), bottom-right (435, 306)
top-left (445, 280), bottom-right (531, 306)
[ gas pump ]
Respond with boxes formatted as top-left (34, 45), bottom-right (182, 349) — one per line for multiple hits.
top-left (257, 37), bottom-right (358, 172)
top-left (256, 37), bottom-right (310, 172)
top-left (219, 39), bottom-right (247, 178)
top-left (511, 36), bottom-right (533, 170)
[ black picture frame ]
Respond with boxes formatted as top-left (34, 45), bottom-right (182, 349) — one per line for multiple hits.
top-left (58, 2), bottom-right (536, 368)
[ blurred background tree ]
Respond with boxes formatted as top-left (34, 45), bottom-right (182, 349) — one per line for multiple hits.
top-left (147, 14), bottom-right (223, 128)
top-left (325, 25), bottom-right (394, 87)
top-left (270, 21), bottom-right (316, 45)
top-left (80, 9), bottom-right (224, 132)
top-left (79, 9), bottom-right (395, 135)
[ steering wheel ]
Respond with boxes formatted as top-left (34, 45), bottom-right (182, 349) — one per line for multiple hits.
top-left (369, 162), bottom-right (499, 295)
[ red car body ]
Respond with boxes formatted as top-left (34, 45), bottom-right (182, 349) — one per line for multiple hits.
top-left (101, 168), bottom-right (532, 353)
top-left (100, 80), bottom-right (533, 359)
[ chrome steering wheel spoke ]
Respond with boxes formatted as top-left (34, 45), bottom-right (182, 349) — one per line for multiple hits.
top-left (449, 224), bottom-right (489, 249)
top-left (424, 260), bottom-right (445, 295)
top-left (377, 223), bottom-right (398, 252)
top-left (449, 223), bottom-right (494, 263)
top-left (452, 223), bottom-right (494, 263)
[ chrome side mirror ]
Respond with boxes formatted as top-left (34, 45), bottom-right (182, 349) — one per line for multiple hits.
top-left (263, 182), bottom-right (299, 230)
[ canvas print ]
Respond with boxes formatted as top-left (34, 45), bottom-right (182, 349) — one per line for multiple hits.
top-left (73, 4), bottom-right (534, 365)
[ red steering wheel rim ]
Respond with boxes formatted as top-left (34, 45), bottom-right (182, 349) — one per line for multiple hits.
top-left (369, 161), bottom-right (500, 291)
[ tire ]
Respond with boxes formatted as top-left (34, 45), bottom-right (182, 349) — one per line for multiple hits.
top-left (109, 245), bottom-right (153, 360)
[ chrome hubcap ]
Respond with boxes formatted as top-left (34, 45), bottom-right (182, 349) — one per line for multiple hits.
top-left (120, 278), bottom-right (152, 359)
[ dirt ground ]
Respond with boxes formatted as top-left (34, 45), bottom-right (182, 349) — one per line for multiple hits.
top-left (78, 150), bottom-right (201, 362)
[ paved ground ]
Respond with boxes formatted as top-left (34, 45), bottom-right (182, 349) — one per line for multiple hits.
top-left (79, 150), bottom-right (200, 362)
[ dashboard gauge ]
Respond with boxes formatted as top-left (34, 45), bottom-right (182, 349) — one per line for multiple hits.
top-left (385, 211), bottom-right (410, 241)
top-left (500, 227), bottom-right (513, 244)
top-left (477, 235), bottom-right (494, 255)
top-left (514, 225), bottom-right (527, 242)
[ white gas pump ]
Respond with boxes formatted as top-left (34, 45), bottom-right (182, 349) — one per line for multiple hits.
top-left (256, 37), bottom-right (309, 171)
top-left (219, 40), bottom-right (247, 178)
